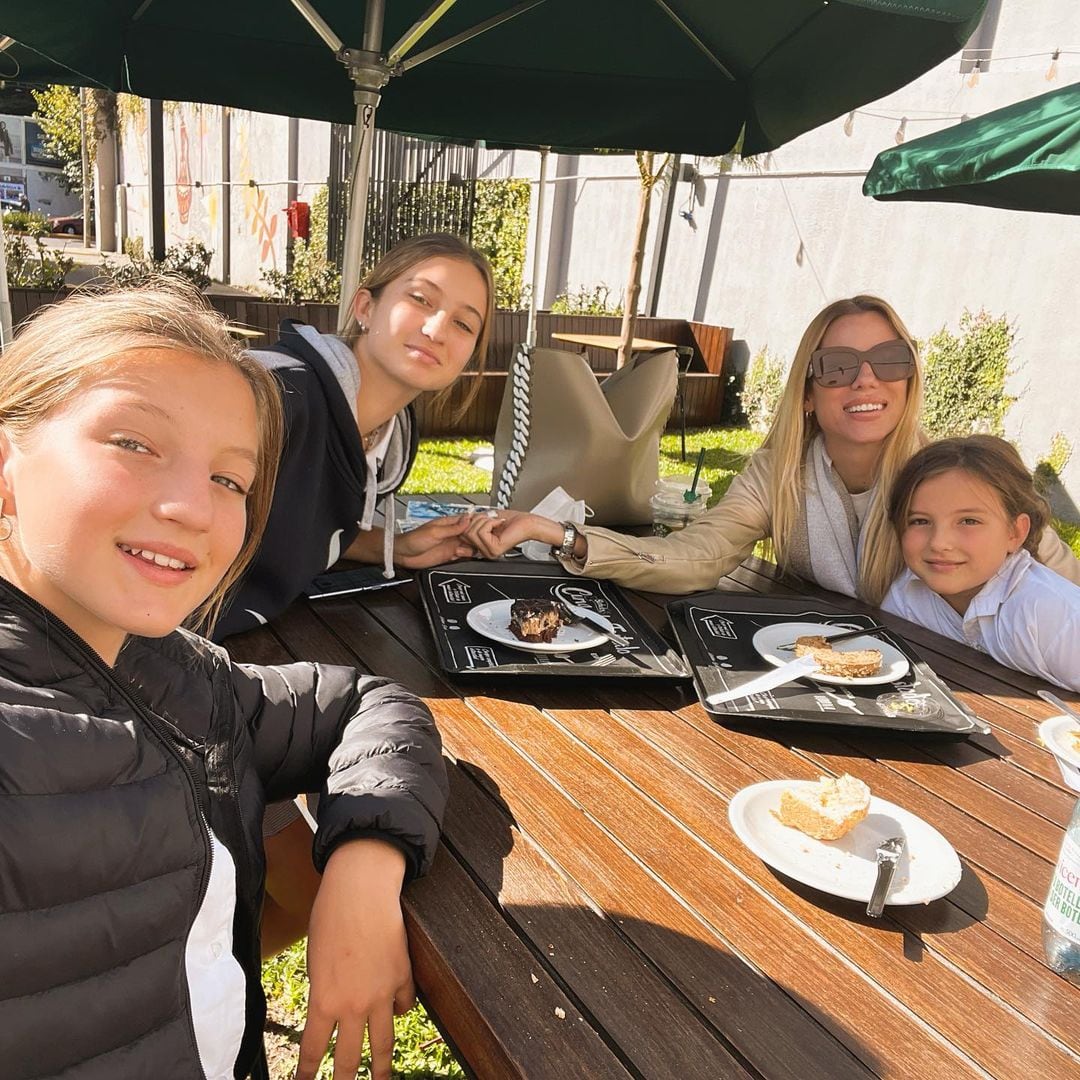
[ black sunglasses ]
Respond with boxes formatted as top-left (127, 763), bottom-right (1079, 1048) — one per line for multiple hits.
top-left (807, 340), bottom-right (916, 388)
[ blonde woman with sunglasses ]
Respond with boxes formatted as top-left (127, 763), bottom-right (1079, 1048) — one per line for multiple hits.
top-left (466, 296), bottom-right (1080, 603)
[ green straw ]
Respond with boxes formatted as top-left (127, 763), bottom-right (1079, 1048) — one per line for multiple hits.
top-left (684, 448), bottom-right (707, 503)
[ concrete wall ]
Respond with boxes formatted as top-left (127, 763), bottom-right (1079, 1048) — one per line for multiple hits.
top-left (491, 0), bottom-right (1080, 512)
top-left (118, 102), bottom-right (331, 288)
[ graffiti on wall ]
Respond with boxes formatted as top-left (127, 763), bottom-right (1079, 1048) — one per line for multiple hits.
top-left (235, 115), bottom-right (279, 268)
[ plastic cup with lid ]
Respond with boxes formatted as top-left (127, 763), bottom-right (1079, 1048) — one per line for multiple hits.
top-left (650, 474), bottom-right (712, 536)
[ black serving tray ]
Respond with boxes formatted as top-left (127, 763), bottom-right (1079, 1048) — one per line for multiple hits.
top-left (667, 592), bottom-right (988, 737)
top-left (419, 563), bottom-right (690, 678)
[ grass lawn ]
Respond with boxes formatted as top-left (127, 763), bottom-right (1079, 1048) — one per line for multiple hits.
top-left (262, 941), bottom-right (464, 1079)
top-left (265, 423), bottom-right (1080, 1075)
top-left (402, 428), bottom-right (766, 504)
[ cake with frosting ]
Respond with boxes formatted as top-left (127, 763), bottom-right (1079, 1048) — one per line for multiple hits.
top-left (509, 599), bottom-right (570, 643)
top-left (775, 774), bottom-right (871, 840)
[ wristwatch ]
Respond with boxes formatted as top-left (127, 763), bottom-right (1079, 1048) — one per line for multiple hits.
top-left (552, 521), bottom-right (579, 559)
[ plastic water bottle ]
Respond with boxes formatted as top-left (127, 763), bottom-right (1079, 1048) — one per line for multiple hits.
top-left (1044, 798), bottom-right (1080, 984)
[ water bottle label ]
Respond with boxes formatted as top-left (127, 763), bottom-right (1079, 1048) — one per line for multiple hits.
top-left (1046, 834), bottom-right (1080, 945)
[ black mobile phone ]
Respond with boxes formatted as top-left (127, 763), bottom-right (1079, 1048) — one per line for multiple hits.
top-left (305, 566), bottom-right (413, 599)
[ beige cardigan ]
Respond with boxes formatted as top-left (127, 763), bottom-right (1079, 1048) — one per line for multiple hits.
top-left (561, 448), bottom-right (1080, 595)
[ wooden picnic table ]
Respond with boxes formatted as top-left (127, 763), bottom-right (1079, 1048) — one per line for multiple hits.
top-left (225, 495), bottom-right (1080, 1079)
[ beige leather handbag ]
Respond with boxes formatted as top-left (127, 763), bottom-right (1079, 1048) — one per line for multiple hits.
top-left (491, 345), bottom-right (678, 526)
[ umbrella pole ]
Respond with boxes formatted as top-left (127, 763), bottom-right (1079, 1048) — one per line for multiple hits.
top-left (336, 92), bottom-right (381, 332)
top-left (335, 0), bottom-right (389, 331)
top-left (526, 146), bottom-right (550, 348)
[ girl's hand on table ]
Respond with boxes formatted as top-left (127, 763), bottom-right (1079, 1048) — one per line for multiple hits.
top-left (463, 510), bottom-right (566, 558)
top-left (392, 514), bottom-right (476, 568)
top-left (297, 838), bottom-right (412, 1080)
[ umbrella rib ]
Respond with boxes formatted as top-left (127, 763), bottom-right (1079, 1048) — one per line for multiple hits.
top-left (387, 0), bottom-right (460, 67)
top-left (650, 0), bottom-right (735, 81)
top-left (398, 0), bottom-right (548, 73)
top-left (288, 0), bottom-right (345, 53)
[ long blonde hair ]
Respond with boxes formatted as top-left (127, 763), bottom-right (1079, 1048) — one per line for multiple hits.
top-left (339, 233), bottom-right (495, 417)
top-left (762, 295), bottom-right (926, 604)
top-left (0, 278), bottom-right (284, 634)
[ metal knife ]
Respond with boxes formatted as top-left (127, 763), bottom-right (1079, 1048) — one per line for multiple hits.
top-left (561, 602), bottom-right (631, 647)
top-left (778, 623), bottom-right (888, 651)
top-left (705, 654), bottom-right (820, 707)
top-left (866, 836), bottom-right (905, 917)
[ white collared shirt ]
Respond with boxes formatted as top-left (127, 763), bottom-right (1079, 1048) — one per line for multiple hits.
top-left (882, 548), bottom-right (1080, 691)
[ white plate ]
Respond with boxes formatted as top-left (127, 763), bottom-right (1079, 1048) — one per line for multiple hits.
top-left (1038, 715), bottom-right (1080, 792)
top-left (752, 621), bottom-right (909, 686)
top-left (465, 599), bottom-right (607, 653)
top-left (728, 780), bottom-right (962, 905)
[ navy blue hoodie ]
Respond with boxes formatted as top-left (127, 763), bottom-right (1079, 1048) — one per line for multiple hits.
top-left (216, 321), bottom-right (418, 640)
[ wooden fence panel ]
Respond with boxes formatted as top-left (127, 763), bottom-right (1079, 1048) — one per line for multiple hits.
top-left (416, 369), bottom-right (724, 438)
top-left (5, 289), bottom-right (731, 433)
top-left (687, 321), bottom-right (731, 376)
top-left (9, 287), bottom-right (69, 327)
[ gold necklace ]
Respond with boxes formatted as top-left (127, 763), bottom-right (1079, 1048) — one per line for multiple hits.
top-left (361, 422), bottom-right (387, 452)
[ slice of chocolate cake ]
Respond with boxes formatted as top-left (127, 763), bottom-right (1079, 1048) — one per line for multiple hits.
top-left (509, 599), bottom-right (570, 643)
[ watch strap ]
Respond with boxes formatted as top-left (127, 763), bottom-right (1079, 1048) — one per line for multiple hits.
top-left (553, 521), bottom-right (578, 559)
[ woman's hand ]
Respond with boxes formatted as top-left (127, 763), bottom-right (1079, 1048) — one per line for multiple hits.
top-left (392, 514), bottom-right (476, 569)
top-left (463, 510), bottom-right (570, 559)
top-left (297, 838), bottom-right (413, 1080)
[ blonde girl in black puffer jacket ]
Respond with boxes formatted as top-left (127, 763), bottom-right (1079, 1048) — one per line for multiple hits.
top-left (0, 281), bottom-right (447, 1080)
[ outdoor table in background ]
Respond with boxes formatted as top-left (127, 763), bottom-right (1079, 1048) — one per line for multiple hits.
top-left (225, 324), bottom-right (265, 340)
top-left (551, 331), bottom-right (681, 355)
top-left (224, 493), bottom-right (1080, 1079)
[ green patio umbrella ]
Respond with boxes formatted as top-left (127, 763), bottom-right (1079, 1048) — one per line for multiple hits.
top-left (863, 80), bottom-right (1080, 214)
top-left (0, 0), bottom-right (987, 323)
top-left (3, 1), bottom-right (986, 157)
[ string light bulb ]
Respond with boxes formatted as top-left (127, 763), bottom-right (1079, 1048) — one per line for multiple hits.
top-left (843, 111), bottom-right (855, 137)
top-left (895, 118), bottom-right (907, 145)
top-left (1047, 49), bottom-right (1060, 82)
top-left (967, 59), bottom-right (982, 89)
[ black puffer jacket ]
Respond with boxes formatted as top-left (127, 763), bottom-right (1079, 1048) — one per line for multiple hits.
top-left (0, 579), bottom-right (447, 1079)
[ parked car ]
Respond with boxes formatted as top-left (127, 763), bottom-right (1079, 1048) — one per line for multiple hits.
top-left (49, 213), bottom-right (91, 236)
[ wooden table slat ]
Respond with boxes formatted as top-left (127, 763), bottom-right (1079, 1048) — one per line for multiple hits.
top-left (225, 534), bottom-right (1080, 1079)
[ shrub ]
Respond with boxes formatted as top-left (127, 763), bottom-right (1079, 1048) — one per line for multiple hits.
top-left (550, 283), bottom-right (622, 316)
top-left (921, 310), bottom-right (1014, 437)
top-left (1035, 432), bottom-right (1073, 496)
top-left (739, 347), bottom-right (785, 432)
top-left (4, 233), bottom-right (73, 288)
top-left (472, 178), bottom-right (530, 310)
top-left (2, 210), bottom-right (50, 237)
top-left (99, 238), bottom-right (213, 290)
top-left (261, 185), bottom-right (341, 303)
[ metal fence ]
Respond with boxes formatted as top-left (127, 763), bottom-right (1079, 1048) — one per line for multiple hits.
top-left (327, 127), bottom-right (480, 274)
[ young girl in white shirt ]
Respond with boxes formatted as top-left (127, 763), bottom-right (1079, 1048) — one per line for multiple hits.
top-left (883, 434), bottom-right (1080, 690)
